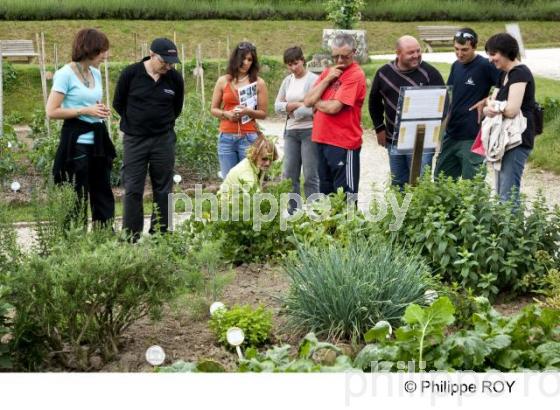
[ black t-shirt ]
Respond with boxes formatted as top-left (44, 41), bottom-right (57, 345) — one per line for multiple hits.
top-left (446, 55), bottom-right (500, 140)
top-left (496, 64), bottom-right (536, 149)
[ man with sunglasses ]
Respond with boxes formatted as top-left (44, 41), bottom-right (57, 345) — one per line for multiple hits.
top-left (435, 28), bottom-right (500, 180)
top-left (113, 37), bottom-right (184, 241)
top-left (369, 35), bottom-right (444, 189)
top-left (304, 33), bottom-right (366, 197)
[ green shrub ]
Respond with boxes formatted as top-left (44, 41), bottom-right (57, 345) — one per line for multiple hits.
top-left (1, 0), bottom-right (559, 21)
top-left (1, 62), bottom-right (17, 91)
top-left (209, 304), bottom-right (273, 349)
top-left (283, 235), bottom-right (433, 341)
top-left (0, 201), bottom-right (22, 278)
top-left (326, 0), bottom-right (365, 29)
top-left (542, 96), bottom-right (560, 123)
top-left (32, 183), bottom-right (79, 256)
top-left (376, 173), bottom-right (560, 298)
top-left (180, 180), bottom-right (294, 264)
top-left (175, 95), bottom-right (220, 179)
top-left (290, 188), bottom-right (374, 248)
top-left (28, 109), bottom-right (60, 181)
top-left (10, 232), bottom-right (185, 370)
top-left (0, 286), bottom-right (14, 370)
top-left (164, 233), bottom-right (235, 320)
top-left (0, 123), bottom-right (24, 184)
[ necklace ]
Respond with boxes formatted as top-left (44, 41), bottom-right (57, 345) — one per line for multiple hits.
top-left (236, 74), bottom-right (249, 83)
top-left (75, 62), bottom-right (90, 88)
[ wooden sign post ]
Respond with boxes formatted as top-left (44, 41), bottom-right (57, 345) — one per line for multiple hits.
top-left (409, 124), bottom-right (426, 186)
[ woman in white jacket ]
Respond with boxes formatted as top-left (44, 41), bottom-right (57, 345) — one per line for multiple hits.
top-left (483, 33), bottom-right (536, 206)
top-left (275, 47), bottom-right (319, 213)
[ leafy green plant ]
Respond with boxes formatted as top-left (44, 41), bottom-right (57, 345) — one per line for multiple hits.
top-left (28, 109), bottom-right (60, 180)
top-left (238, 332), bottom-right (359, 372)
top-left (0, 123), bottom-right (24, 184)
top-left (209, 304), bottom-right (273, 349)
top-left (0, 201), bottom-right (23, 279)
top-left (165, 233), bottom-right (234, 320)
top-left (325, 0), bottom-right (365, 29)
top-left (32, 183), bottom-right (79, 256)
top-left (376, 173), bottom-right (560, 298)
top-left (542, 96), bottom-right (560, 123)
top-left (175, 94), bottom-right (220, 179)
top-left (2, 61), bottom-right (18, 91)
top-left (0, 286), bottom-right (14, 370)
top-left (290, 188), bottom-right (373, 248)
top-left (354, 297), bottom-right (560, 372)
top-left (181, 179), bottom-right (294, 264)
top-left (283, 235), bottom-right (433, 341)
top-left (157, 359), bottom-right (226, 373)
top-left (10, 232), bottom-right (186, 370)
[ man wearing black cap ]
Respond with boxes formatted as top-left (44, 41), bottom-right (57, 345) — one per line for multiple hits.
top-left (113, 37), bottom-right (184, 241)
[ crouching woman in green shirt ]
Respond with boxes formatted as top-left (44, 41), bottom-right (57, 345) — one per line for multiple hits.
top-left (219, 133), bottom-right (278, 196)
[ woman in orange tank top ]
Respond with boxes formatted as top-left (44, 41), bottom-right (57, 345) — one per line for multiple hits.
top-left (210, 42), bottom-right (268, 178)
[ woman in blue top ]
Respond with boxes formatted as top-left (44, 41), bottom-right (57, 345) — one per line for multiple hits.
top-left (46, 28), bottom-right (116, 227)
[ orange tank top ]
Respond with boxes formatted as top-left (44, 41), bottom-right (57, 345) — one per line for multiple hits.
top-left (219, 81), bottom-right (257, 134)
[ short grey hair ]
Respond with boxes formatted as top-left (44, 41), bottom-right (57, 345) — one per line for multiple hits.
top-left (331, 33), bottom-right (356, 50)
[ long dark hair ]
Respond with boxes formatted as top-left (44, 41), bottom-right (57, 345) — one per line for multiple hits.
top-left (226, 42), bottom-right (259, 83)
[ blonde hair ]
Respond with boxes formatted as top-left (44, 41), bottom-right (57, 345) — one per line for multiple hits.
top-left (247, 133), bottom-right (278, 165)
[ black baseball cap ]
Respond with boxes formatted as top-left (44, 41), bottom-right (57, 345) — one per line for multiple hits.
top-left (150, 38), bottom-right (180, 64)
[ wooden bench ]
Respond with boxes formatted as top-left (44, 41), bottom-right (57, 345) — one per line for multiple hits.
top-left (0, 40), bottom-right (38, 63)
top-left (417, 26), bottom-right (459, 52)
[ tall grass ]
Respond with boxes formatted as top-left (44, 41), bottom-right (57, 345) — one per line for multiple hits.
top-left (1, 0), bottom-right (559, 21)
top-left (283, 237), bottom-right (433, 341)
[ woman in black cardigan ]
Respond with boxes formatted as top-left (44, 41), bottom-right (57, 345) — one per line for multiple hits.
top-left (46, 28), bottom-right (115, 227)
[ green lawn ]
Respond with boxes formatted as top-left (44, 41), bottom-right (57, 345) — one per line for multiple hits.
top-left (1, 20), bottom-right (560, 63)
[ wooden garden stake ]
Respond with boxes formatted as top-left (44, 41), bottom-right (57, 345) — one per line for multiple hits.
top-left (104, 57), bottom-right (112, 140)
top-left (133, 32), bottom-right (137, 61)
top-left (53, 44), bottom-right (58, 70)
top-left (217, 40), bottom-right (221, 76)
top-left (41, 32), bottom-right (47, 68)
top-left (173, 31), bottom-right (177, 45)
top-left (37, 32), bottom-right (50, 136)
top-left (181, 44), bottom-right (185, 81)
top-left (197, 44), bottom-right (205, 110)
top-left (226, 35), bottom-right (230, 58)
top-left (0, 43), bottom-right (3, 138)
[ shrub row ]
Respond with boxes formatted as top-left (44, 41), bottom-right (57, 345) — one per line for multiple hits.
top-left (1, 0), bottom-right (559, 21)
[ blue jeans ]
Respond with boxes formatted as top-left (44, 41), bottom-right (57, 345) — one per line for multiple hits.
top-left (386, 144), bottom-right (434, 188)
top-left (495, 146), bottom-right (531, 205)
top-left (218, 132), bottom-right (258, 178)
